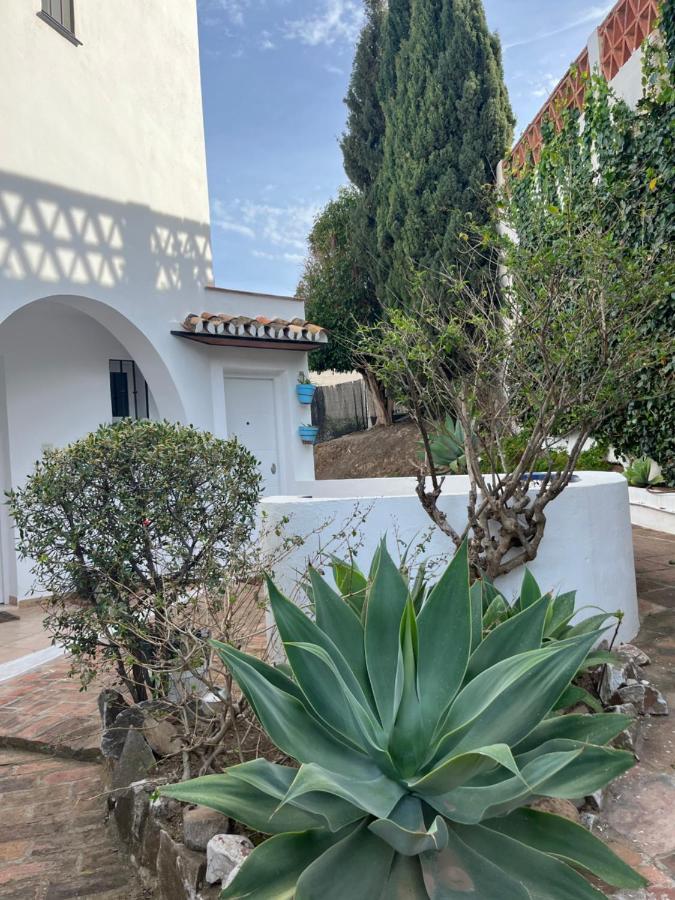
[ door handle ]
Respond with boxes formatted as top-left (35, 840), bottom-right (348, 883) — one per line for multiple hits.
top-left (271, 463), bottom-right (277, 474)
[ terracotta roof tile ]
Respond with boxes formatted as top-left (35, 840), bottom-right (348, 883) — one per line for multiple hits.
top-left (182, 312), bottom-right (328, 344)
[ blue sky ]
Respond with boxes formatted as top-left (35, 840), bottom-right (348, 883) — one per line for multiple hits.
top-left (197, 0), bottom-right (614, 296)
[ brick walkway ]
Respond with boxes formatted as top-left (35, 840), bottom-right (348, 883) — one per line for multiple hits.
top-left (0, 748), bottom-right (144, 899)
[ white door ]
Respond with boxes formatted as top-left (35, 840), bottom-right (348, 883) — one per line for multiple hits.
top-left (223, 377), bottom-right (281, 495)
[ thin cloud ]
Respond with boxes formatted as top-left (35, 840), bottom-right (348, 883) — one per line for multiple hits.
top-left (504, 5), bottom-right (613, 51)
top-left (199, 0), bottom-right (249, 28)
top-left (285, 0), bottom-right (364, 46)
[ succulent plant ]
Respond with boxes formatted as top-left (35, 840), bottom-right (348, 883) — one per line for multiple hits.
top-left (422, 416), bottom-right (468, 474)
top-left (162, 542), bottom-right (644, 898)
top-left (623, 456), bottom-right (664, 488)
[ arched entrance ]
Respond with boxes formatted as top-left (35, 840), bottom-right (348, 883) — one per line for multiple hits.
top-left (0, 294), bottom-right (184, 603)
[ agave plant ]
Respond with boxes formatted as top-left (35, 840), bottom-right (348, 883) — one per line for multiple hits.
top-left (623, 456), bottom-right (664, 488)
top-left (422, 416), bottom-right (468, 474)
top-left (162, 542), bottom-right (644, 898)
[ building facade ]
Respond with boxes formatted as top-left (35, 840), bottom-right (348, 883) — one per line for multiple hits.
top-left (0, 1), bottom-right (320, 603)
top-left (510, 0), bottom-right (659, 168)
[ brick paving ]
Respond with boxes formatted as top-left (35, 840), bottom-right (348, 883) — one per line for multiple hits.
top-left (0, 748), bottom-right (145, 899)
top-left (0, 661), bottom-right (101, 760)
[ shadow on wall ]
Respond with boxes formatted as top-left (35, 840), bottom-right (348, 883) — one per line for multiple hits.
top-left (0, 169), bottom-right (213, 294)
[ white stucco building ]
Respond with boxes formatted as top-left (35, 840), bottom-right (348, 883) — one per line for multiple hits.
top-left (0, 1), bottom-right (323, 604)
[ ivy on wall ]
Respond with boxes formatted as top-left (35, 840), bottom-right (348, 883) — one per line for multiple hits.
top-left (508, 5), bottom-right (675, 484)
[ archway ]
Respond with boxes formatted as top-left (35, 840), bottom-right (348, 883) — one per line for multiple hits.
top-left (0, 293), bottom-right (185, 602)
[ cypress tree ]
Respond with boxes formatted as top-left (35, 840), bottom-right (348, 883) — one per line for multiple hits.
top-left (376, 0), bottom-right (514, 302)
top-left (341, 0), bottom-right (386, 191)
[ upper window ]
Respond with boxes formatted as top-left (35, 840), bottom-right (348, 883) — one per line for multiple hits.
top-left (38, 0), bottom-right (81, 45)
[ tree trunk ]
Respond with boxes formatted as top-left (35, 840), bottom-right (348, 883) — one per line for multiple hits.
top-left (363, 369), bottom-right (393, 426)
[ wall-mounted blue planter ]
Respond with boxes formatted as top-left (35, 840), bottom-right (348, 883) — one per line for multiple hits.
top-left (296, 383), bottom-right (317, 405)
top-left (298, 425), bottom-right (320, 445)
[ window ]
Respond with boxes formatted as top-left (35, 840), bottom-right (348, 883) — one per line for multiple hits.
top-left (38, 0), bottom-right (81, 45)
top-left (109, 361), bottom-right (150, 422)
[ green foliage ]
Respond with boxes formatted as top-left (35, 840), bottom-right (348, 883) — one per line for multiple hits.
top-left (424, 416), bottom-right (467, 474)
top-left (299, 189), bottom-right (379, 374)
top-left (623, 456), bottom-right (665, 488)
top-left (509, 11), bottom-right (675, 483)
top-left (341, 0), bottom-right (386, 193)
top-left (162, 542), bottom-right (643, 898)
top-left (8, 420), bottom-right (261, 700)
top-left (375, 0), bottom-right (514, 301)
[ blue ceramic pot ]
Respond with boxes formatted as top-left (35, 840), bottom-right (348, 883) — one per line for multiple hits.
top-left (298, 425), bottom-right (320, 445)
top-left (296, 383), bottom-right (317, 405)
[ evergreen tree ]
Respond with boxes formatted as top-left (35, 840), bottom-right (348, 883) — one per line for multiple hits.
top-left (376, 0), bottom-right (514, 302)
top-left (341, 0), bottom-right (386, 192)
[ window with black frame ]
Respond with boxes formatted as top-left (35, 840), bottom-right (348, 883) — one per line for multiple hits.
top-left (109, 361), bottom-right (150, 422)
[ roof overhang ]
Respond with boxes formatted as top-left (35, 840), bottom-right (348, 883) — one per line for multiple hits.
top-left (171, 330), bottom-right (321, 351)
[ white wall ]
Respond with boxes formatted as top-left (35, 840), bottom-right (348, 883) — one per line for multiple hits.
top-left (261, 472), bottom-right (641, 643)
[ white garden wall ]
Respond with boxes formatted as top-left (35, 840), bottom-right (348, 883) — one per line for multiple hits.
top-left (261, 472), bottom-right (640, 643)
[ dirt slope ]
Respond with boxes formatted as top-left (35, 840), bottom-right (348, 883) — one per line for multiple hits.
top-left (314, 421), bottom-right (421, 480)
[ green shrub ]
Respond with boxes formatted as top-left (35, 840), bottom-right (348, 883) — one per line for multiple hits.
top-left (8, 420), bottom-right (261, 701)
top-left (162, 542), bottom-right (643, 898)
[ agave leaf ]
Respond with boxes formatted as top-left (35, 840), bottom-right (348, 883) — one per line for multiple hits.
top-left (482, 593), bottom-right (510, 630)
top-left (384, 854), bottom-right (428, 898)
top-left (210, 639), bottom-right (306, 709)
top-left (364, 543), bottom-right (410, 732)
top-left (519, 568), bottom-right (543, 609)
top-left (225, 758), bottom-right (365, 832)
top-left (565, 612), bottom-right (617, 637)
top-left (279, 762), bottom-right (404, 820)
top-left (283, 641), bottom-right (386, 755)
top-left (513, 713), bottom-right (632, 754)
top-left (469, 581), bottom-right (483, 650)
top-left (390, 599), bottom-right (428, 776)
top-left (465, 593), bottom-right (551, 681)
top-left (553, 684), bottom-right (603, 713)
top-left (455, 823), bottom-right (607, 899)
top-left (295, 820), bottom-right (395, 900)
top-left (426, 750), bottom-right (582, 824)
top-left (370, 812), bottom-right (449, 856)
top-left (310, 567), bottom-right (370, 697)
top-left (515, 740), bottom-right (634, 799)
top-left (434, 631), bottom-right (602, 759)
top-left (330, 556), bottom-right (368, 619)
top-left (486, 808), bottom-right (647, 889)
top-left (159, 770), bottom-right (329, 835)
top-left (416, 540), bottom-right (471, 739)
top-left (421, 826), bottom-right (531, 899)
top-left (222, 825), bottom-right (357, 900)
top-left (544, 591), bottom-right (576, 638)
top-left (267, 577), bottom-right (374, 715)
top-left (215, 641), bottom-right (373, 777)
top-left (410, 744), bottom-right (519, 795)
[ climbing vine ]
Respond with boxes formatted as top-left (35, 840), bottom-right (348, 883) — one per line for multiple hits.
top-left (508, 3), bottom-right (675, 484)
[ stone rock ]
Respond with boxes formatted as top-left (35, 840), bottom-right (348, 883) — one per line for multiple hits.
top-left (183, 806), bottom-right (231, 852)
top-left (528, 797), bottom-right (581, 822)
top-left (206, 834), bottom-right (253, 886)
top-left (111, 728), bottom-right (156, 793)
top-left (579, 812), bottom-right (597, 832)
top-left (617, 643), bottom-right (651, 667)
top-left (599, 663), bottom-right (632, 706)
top-left (101, 705), bottom-right (145, 760)
top-left (617, 681), bottom-right (647, 715)
top-left (142, 712), bottom-right (182, 757)
top-left (610, 892), bottom-right (647, 900)
top-left (113, 778), bottom-right (153, 848)
top-left (98, 689), bottom-right (129, 729)
top-left (644, 686), bottom-right (669, 716)
top-left (607, 702), bottom-right (639, 719)
top-left (157, 829), bottom-right (206, 900)
top-left (585, 789), bottom-right (605, 812)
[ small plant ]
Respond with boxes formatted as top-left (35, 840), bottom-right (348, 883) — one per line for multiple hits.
top-left (297, 371), bottom-right (312, 384)
top-left (162, 542), bottom-right (643, 898)
top-left (623, 456), bottom-right (665, 488)
top-left (423, 416), bottom-right (467, 474)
